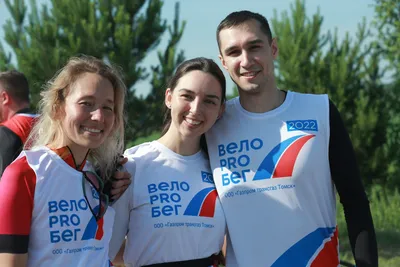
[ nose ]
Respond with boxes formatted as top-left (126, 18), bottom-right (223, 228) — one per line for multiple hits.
top-left (91, 108), bottom-right (104, 122)
top-left (240, 51), bottom-right (253, 68)
top-left (189, 98), bottom-right (203, 115)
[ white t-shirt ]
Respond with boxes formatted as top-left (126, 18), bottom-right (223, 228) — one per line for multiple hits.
top-left (0, 146), bottom-right (115, 267)
top-left (206, 91), bottom-right (339, 267)
top-left (109, 141), bottom-right (226, 267)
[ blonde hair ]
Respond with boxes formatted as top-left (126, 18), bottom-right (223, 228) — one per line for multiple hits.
top-left (27, 55), bottom-right (126, 180)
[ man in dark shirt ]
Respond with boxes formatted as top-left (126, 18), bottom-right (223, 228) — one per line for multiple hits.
top-left (0, 70), bottom-right (37, 177)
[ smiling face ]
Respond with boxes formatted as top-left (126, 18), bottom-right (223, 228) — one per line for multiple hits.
top-left (60, 72), bottom-right (115, 156)
top-left (165, 70), bottom-right (224, 140)
top-left (218, 19), bottom-right (278, 95)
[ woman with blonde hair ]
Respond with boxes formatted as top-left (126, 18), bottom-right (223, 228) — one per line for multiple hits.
top-left (0, 55), bottom-right (126, 267)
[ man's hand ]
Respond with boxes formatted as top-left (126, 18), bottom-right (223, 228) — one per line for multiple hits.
top-left (108, 157), bottom-right (131, 202)
top-left (212, 251), bottom-right (225, 266)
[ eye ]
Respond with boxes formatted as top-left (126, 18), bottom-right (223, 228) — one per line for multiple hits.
top-left (205, 99), bottom-right (217, 105)
top-left (103, 106), bottom-right (114, 112)
top-left (181, 94), bottom-right (194, 100)
top-left (79, 101), bottom-right (93, 107)
top-left (249, 45), bottom-right (262, 51)
top-left (227, 50), bottom-right (240, 57)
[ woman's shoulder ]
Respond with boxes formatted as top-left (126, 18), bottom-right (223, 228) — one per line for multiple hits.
top-left (23, 146), bottom-right (67, 170)
top-left (1, 154), bottom-right (36, 193)
top-left (124, 141), bottom-right (162, 160)
top-left (122, 141), bottom-right (161, 173)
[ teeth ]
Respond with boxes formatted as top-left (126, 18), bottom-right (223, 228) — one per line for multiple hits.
top-left (82, 127), bottom-right (101, 133)
top-left (185, 118), bottom-right (201, 125)
top-left (241, 71), bottom-right (258, 77)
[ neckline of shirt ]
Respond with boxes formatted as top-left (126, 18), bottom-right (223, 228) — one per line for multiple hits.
top-left (151, 140), bottom-right (205, 161)
top-left (233, 90), bottom-right (294, 119)
top-left (32, 146), bottom-right (90, 177)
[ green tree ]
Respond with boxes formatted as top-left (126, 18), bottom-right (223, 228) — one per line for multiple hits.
top-left (373, 0), bottom-right (400, 74)
top-left (372, 0), bottom-right (400, 187)
top-left (227, 85), bottom-right (239, 100)
top-left (272, 0), bottom-right (399, 188)
top-left (143, 2), bottom-right (186, 137)
top-left (0, 43), bottom-right (14, 71)
top-left (1, 0), bottom-right (185, 142)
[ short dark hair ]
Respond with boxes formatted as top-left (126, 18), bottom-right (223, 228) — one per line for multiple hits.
top-left (216, 10), bottom-right (273, 50)
top-left (161, 57), bottom-right (226, 153)
top-left (0, 70), bottom-right (30, 104)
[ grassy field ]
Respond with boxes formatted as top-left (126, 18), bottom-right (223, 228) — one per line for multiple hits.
top-left (337, 186), bottom-right (400, 266)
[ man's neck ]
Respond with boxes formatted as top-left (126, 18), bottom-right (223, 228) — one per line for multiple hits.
top-left (4, 110), bottom-right (17, 121)
top-left (5, 104), bottom-right (30, 120)
top-left (15, 106), bottom-right (31, 114)
top-left (238, 87), bottom-right (286, 113)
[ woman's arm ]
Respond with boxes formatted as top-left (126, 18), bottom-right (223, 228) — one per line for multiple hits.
top-left (112, 240), bottom-right (126, 265)
top-left (0, 253), bottom-right (28, 267)
top-left (108, 159), bottom-right (136, 262)
top-left (0, 156), bottom-right (36, 267)
top-left (108, 184), bottom-right (132, 262)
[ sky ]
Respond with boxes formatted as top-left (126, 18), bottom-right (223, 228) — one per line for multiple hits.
top-left (0, 0), bottom-right (376, 96)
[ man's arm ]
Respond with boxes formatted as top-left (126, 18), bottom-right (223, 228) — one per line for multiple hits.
top-left (103, 157), bottom-right (131, 202)
top-left (328, 100), bottom-right (378, 267)
top-left (0, 126), bottom-right (23, 177)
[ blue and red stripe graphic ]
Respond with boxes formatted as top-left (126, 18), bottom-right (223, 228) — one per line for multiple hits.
top-left (81, 205), bottom-right (104, 240)
top-left (253, 134), bottom-right (315, 180)
top-left (271, 226), bottom-right (339, 267)
top-left (184, 187), bottom-right (218, 217)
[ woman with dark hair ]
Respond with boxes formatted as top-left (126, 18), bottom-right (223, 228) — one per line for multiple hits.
top-left (109, 57), bottom-right (227, 267)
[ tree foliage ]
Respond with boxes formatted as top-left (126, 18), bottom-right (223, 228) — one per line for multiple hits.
top-left (373, 0), bottom-right (400, 74)
top-left (272, 0), bottom-right (399, 188)
top-left (1, 0), bottom-right (398, 188)
top-left (142, 2), bottom-right (186, 137)
top-left (0, 0), bottom-right (185, 141)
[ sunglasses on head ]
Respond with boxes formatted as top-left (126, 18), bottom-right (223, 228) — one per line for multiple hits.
top-left (82, 171), bottom-right (109, 221)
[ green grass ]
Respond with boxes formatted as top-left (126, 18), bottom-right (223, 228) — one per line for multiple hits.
top-left (126, 132), bottom-right (161, 148)
top-left (337, 186), bottom-right (400, 266)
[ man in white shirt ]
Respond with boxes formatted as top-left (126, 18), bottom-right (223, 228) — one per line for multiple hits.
top-left (205, 10), bottom-right (378, 267)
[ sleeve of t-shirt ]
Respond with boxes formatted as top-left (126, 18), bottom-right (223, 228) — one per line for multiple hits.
top-left (108, 159), bottom-right (136, 260)
top-left (0, 126), bottom-right (23, 177)
top-left (328, 99), bottom-right (378, 267)
top-left (0, 156), bottom-right (36, 253)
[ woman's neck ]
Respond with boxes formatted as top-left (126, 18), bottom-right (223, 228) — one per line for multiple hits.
top-left (49, 141), bottom-right (89, 169)
top-left (158, 128), bottom-right (201, 156)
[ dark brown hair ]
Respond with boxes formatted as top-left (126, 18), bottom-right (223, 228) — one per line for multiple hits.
top-left (0, 70), bottom-right (30, 104)
top-left (161, 57), bottom-right (226, 153)
top-left (216, 10), bottom-right (273, 51)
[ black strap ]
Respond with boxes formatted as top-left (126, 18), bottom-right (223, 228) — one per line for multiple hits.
top-left (142, 256), bottom-right (213, 267)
